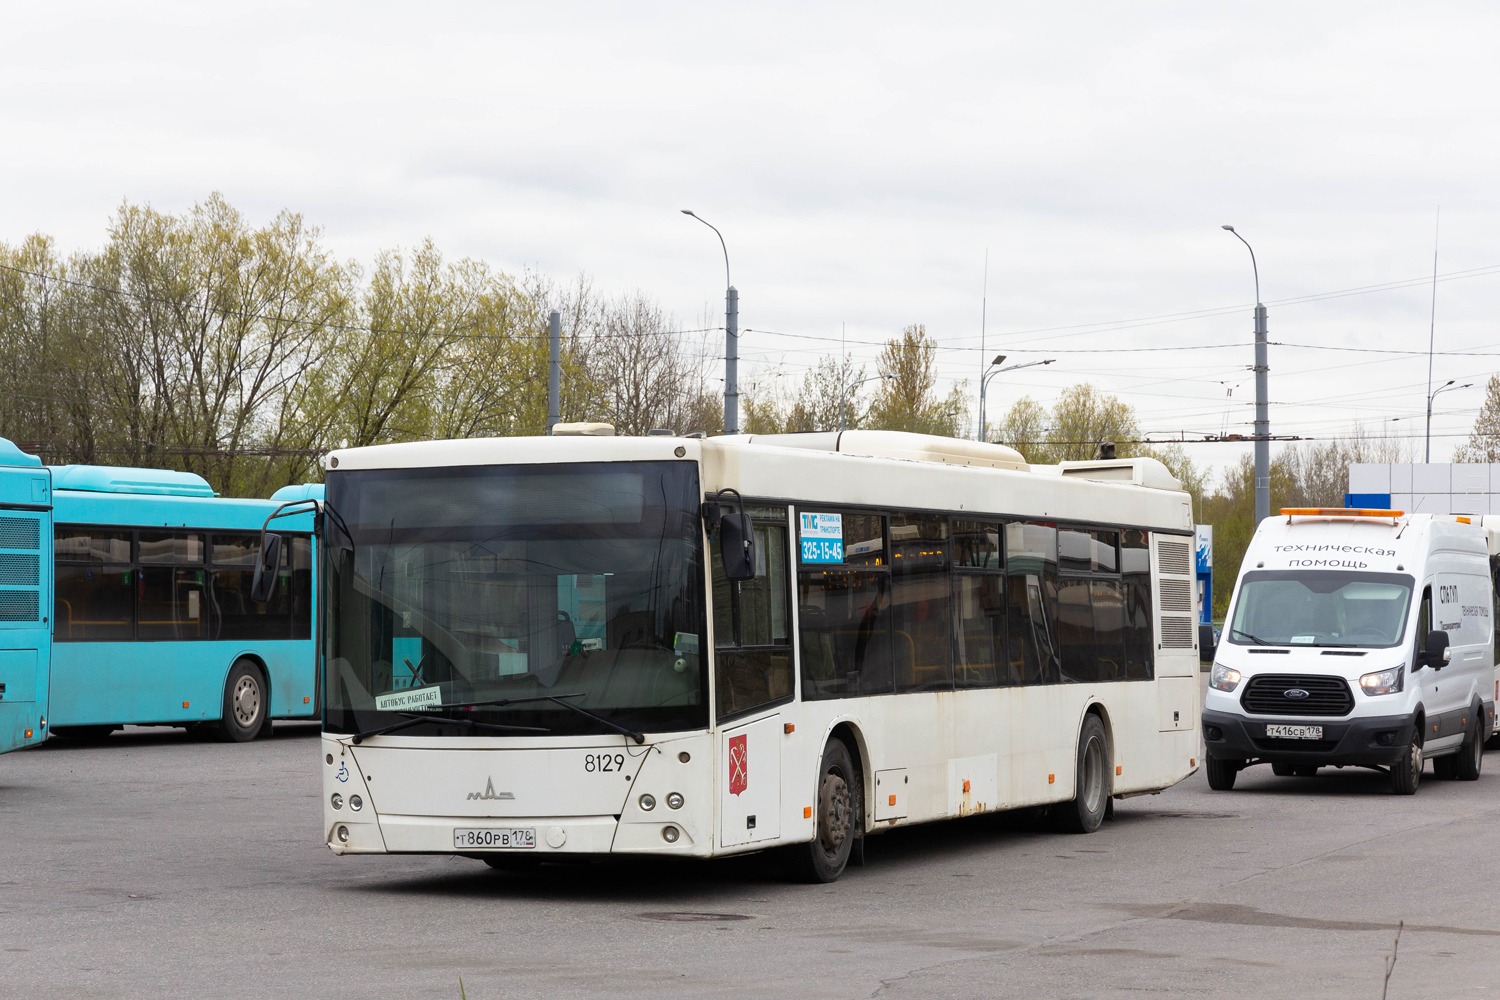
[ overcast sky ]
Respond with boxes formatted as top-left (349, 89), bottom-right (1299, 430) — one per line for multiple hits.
top-left (5, 2), bottom-right (1499, 480)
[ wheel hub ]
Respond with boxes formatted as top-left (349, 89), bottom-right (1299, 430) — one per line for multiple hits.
top-left (817, 771), bottom-right (851, 853)
top-left (232, 675), bottom-right (261, 727)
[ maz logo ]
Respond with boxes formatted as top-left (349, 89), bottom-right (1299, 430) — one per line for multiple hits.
top-left (467, 777), bottom-right (515, 801)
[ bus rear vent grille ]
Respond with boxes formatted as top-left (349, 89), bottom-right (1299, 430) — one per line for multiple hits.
top-left (1240, 674), bottom-right (1354, 717)
top-left (1160, 616), bottom-right (1195, 648)
top-left (1157, 539), bottom-right (1191, 576)
top-left (0, 554), bottom-right (39, 587)
top-left (0, 517), bottom-right (39, 551)
top-left (0, 589), bottom-right (39, 622)
top-left (1158, 578), bottom-right (1193, 613)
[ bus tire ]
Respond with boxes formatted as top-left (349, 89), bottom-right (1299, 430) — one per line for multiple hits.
top-left (1455, 712), bottom-right (1483, 781)
top-left (1390, 732), bottom-right (1422, 795)
top-left (1205, 756), bottom-right (1238, 791)
top-left (217, 659), bottom-right (267, 743)
top-left (788, 739), bottom-right (860, 883)
top-left (1055, 714), bottom-right (1110, 834)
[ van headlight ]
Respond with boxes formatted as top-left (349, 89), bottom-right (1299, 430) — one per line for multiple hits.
top-left (1209, 662), bottom-right (1242, 692)
top-left (1359, 665), bottom-right (1404, 696)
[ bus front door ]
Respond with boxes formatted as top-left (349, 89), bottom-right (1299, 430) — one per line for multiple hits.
top-left (0, 463), bottom-right (51, 754)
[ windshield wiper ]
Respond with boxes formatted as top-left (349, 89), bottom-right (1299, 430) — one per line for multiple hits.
top-left (347, 692), bottom-right (644, 745)
top-left (350, 714), bottom-right (550, 744)
top-left (1231, 628), bottom-right (1275, 646)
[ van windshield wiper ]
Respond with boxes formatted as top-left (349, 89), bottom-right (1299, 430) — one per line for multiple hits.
top-left (1231, 628), bottom-right (1275, 646)
top-left (347, 692), bottom-right (644, 745)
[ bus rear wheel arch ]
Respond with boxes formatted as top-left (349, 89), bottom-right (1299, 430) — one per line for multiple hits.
top-left (217, 658), bottom-right (268, 743)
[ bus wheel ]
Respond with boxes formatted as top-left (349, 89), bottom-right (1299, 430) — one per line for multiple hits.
top-left (789, 739), bottom-right (860, 883)
top-left (1390, 733), bottom-right (1422, 795)
top-left (1055, 715), bottom-right (1110, 833)
top-left (1205, 756), bottom-right (1238, 791)
top-left (217, 659), bottom-right (267, 743)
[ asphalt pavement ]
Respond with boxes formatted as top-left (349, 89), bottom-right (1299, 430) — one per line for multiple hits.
top-left (2, 721), bottom-right (1498, 1000)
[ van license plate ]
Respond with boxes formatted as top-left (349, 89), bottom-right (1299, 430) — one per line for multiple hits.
top-left (454, 828), bottom-right (536, 849)
top-left (1266, 724), bottom-right (1322, 739)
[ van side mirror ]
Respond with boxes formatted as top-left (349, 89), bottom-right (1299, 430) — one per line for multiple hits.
top-left (250, 532), bottom-right (283, 603)
top-left (1198, 623), bottom-right (1217, 664)
top-left (1422, 628), bottom-right (1450, 669)
top-left (703, 490), bottom-right (756, 582)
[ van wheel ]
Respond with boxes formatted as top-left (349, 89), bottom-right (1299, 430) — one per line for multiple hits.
top-left (216, 659), bottom-right (267, 743)
top-left (1055, 715), bottom-right (1110, 833)
top-left (788, 739), bottom-right (859, 883)
top-left (1390, 734), bottom-right (1422, 795)
top-left (1456, 713), bottom-right (1484, 781)
top-left (1205, 757), bottom-right (1238, 791)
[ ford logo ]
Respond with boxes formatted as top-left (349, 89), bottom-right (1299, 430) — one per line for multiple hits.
top-left (1283, 688), bottom-right (1311, 700)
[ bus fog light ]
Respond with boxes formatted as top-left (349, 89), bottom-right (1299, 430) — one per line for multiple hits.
top-left (336, 825), bottom-right (349, 843)
top-left (1209, 663), bottom-right (1241, 692)
top-left (349, 794), bottom-right (363, 811)
top-left (331, 793), bottom-right (343, 810)
top-left (661, 825), bottom-right (680, 843)
top-left (639, 794), bottom-right (656, 811)
top-left (1359, 666), bottom-right (1403, 696)
top-left (666, 792), bottom-right (684, 810)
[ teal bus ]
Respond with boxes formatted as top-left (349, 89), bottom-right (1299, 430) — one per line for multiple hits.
top-left (0, 438), bottom-right (321, 754)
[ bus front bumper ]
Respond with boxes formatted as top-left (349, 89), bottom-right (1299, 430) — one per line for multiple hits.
top-left (326, 811), bottom-right (708, 856)
top-left (1201, 708), bottom-right (1416, 768)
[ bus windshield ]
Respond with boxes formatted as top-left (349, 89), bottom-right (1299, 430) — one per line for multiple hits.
top-left (323, 461), bottom-right (707, 738)
top-left (1228, 570), bottom-right (1415, 648)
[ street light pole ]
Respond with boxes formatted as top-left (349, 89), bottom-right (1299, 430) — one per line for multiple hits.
top-left (1426, 380), bottom-right (1471, 462)
top-left (841, 373), bottom-right (894, 432)
top-left (978, 355), bottom-right (1055, 443)
top-left (682, 210), bottom-right (737, 434)
top-left (1223, 225), bottom-right (1269, 524)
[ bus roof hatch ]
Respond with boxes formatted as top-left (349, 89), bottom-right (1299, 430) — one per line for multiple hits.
top-left (49, 465), bottom-right (217, 498)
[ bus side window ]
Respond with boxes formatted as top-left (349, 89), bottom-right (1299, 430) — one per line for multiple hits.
top-left (796, 509), bottom-right (894, 701)
top-left (713, 507), bottom-right (793, 720)
top-left (890, 513), bottom-right (951, 693)
top-left (953, 520), bottom-right (1006, 688)
top-left (1122, 529), bottom-right (1153, 679)
top-left (1005, 522), bottom-right (1060, 685)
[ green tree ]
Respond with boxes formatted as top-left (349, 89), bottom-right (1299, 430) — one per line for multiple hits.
top-left (867, 324), bottom-right (967, 436)
top-left (1456, 375), bottom-right (1500, 461)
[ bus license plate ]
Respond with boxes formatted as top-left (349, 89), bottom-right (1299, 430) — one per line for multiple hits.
top-left (454, 827), bottom-right (536, 850)
top-left (1266, 724), bottom-right (1322, 739)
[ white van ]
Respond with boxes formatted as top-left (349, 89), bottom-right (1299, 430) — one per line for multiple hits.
top-left (1203, 509), bottom-right (1497, 794)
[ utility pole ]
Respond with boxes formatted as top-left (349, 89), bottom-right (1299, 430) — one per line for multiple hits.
top-left (1224, 226), bottom-right (1269, 524)
top-left (726, 286), bottom-right (739, 434)
top-left (681, 210), bottom-right (737, 434)
top-left (1425, 209), bottom-right (1440, 463)
top-left (547, 310), bottom-right (561, 432)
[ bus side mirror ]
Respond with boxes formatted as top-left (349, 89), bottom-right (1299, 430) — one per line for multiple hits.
top-left (717, 511), bottom-right (756, 581)
top-left (250, 533), bottom-right (283, 603)
top-left (1422, 628), bottom-right (1450, 669)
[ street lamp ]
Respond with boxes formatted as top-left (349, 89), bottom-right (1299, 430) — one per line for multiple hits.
top-left (681, 210), bottom-right (738, 434)
top-left (978, 355), bottom-right (1055, 442)
top-left (1426, 380), bottom-right (1471, 462)
top-left (841, 373), bottom-right (894, 431)
top-left (1222, 225), bottom-right (1270, 524)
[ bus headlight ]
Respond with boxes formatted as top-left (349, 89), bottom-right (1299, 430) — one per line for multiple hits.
top-left (639, 794), bottom-right (656, 811)
top-left (661, 825), bottom-right (680, 843)
top-left (666, 792), bottom-right (684, 810)
top-left (1209, 662), bottom-right (1242, 692)
top-left (1360, 665), bottom-right (1403, 696)
top-left (349, 794), bottom-right (363, 811)
top-left (331, 793), bottom-right (343, 810)
top-left (336, 825), bottom-right (349, 843)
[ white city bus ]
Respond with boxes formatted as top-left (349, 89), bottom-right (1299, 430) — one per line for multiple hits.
top-left (313, 429), bottom-right (1201, 881)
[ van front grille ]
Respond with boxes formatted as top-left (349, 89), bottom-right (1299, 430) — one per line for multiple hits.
top-left (1240, 673), bottom-right (1354, 717)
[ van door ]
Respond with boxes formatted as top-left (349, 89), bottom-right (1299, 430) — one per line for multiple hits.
top-left (1426, 575), bottom-right (1479, 750)
top-left (0, 469), bottom-right (51, 754)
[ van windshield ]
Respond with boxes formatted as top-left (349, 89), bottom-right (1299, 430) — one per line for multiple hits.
top-left (1228, 571), bottom-right (1415, 648)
